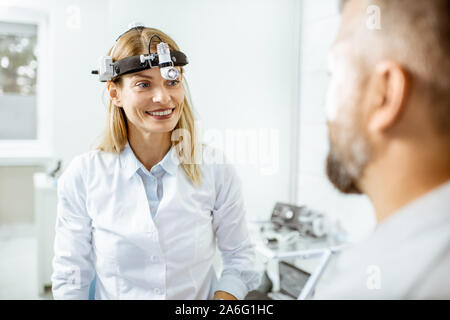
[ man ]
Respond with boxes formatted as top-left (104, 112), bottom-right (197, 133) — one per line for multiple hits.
top-left (315, 0), bottom-right (450, 299)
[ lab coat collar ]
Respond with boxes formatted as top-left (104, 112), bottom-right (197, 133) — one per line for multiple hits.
top-left (161, 145), bottom-right (180, 176)
top-left (120, 141), bottom-right (179, 179)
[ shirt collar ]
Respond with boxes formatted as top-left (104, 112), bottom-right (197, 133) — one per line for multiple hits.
top-left (370, 180), bottom-right (450, 244)
top-left (119, 141), bottom-right (179, 179)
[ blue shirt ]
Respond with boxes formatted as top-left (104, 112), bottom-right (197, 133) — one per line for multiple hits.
top-left (136, 153), bottom-right (169, 219)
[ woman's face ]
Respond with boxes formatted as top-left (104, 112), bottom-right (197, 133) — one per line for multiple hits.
top-left (109, 66), bottom-right (184, 135)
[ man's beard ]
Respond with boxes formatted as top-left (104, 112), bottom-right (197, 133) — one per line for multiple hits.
top-left (325, 130), bottom-right (371, 195)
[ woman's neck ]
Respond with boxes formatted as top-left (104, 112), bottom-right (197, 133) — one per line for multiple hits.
top-left (128, 125), bottom-right (172, 171)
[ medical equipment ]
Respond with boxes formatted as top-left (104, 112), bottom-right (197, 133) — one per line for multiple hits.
top-left (91, 23), bottom-right (188, 82)
top-left (246, 202), bottom-right (348, 300)
top-left (265, 202), bottom-right (331, 239)
top-left (245, 249), bottom-right (335, 300)
top-left (47, 160), bottom-right (61, 178)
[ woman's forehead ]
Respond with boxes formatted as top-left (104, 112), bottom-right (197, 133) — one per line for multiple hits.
top-left (132, 67), bottom-right (160, 78)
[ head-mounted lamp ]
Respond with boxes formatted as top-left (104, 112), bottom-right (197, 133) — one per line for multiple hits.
top-left (91, 23), bottom-right (188, 82)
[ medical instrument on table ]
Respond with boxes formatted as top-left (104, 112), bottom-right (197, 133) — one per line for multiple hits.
top-left (257, 202), bottom-right (334, 249)
top-left (246, 202), bottom-right (348, 300)
top-left (246, 248), bottom-right (336, 300)
top-left (91, 23), bottom-right (188, 82)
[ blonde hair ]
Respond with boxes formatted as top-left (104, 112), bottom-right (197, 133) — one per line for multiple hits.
top-left (96, 27), bottom-right (202, 186)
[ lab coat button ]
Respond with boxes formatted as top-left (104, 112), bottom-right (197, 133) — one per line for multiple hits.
top-left (154, 288), bottom-right (161, 295)
top-left (151, 255), bottom-right (158, 262)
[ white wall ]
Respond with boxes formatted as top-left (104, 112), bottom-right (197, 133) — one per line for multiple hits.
top-left (296, 0), bottom-right (376, 240)
top-left (0, 166), bottom-right (41, 224)
top-left (1, 0), bottom-right (377, 239)
top-left (1, 0), bottom-right (301, 223)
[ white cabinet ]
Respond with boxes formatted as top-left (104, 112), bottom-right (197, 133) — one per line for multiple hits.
top-left (33, 173), bottom-right (57, 295)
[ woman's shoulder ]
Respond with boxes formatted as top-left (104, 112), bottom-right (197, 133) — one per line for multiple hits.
top-left (60, 148), bottom-right (120, 180)
top-left (200, 144), bottom-right (224, 162)
top-left (198, 144), bottom-right (243, 197)
top-left (199, 144), bottom-right (239, 180)
top-left (200, 144), bottom-right (229, 169)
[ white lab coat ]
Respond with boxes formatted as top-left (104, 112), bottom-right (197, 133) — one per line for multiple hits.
top-left (51, 143), bottom-right (260, 299)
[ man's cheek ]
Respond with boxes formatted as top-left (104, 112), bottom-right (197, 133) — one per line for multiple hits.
top-left (327, 122), bottom-right (340, 151)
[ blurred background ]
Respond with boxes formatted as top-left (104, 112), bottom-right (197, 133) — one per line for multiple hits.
top-left (0, 0), bottom-right (376, 299)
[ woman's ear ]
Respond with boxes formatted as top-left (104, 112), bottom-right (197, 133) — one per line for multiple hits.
top-left (107, 81), bottom-right (122, 107)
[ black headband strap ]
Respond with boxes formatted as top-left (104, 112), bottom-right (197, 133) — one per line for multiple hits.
top-left (112, 50), bottom-right (188, 79)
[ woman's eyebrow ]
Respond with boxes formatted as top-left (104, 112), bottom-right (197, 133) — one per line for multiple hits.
top-left (132, 74), bottom-right (153, 80)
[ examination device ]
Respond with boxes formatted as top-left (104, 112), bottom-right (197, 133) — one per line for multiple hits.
top-left (91, 23), bottom-right (188, 82)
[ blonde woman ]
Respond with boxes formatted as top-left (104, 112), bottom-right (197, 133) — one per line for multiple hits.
top-left (51, 26), bottom-right (260, 300)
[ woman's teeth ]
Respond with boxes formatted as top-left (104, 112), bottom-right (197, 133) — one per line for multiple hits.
top-left (147, 109), bottom-right (173, 116)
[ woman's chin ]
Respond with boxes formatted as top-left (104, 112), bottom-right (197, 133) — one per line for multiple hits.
top-left (143, 122), bottom-right (178, 134)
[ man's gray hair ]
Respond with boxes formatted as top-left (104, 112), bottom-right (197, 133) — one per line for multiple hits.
top-left (337, 0), bottom-right (450, 135)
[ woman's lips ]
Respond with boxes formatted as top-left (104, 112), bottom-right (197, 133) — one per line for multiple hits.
top-left (145, 108), bottom-right (175, 120)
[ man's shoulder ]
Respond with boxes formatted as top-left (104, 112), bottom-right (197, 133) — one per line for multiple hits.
top-left (315, 212), bottom-right (450, 299)
top-left (408, 249), bottom-right (450, 299)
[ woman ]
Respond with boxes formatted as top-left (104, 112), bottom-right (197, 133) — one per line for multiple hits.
top-left (51, 26), bottom-right (260, 300)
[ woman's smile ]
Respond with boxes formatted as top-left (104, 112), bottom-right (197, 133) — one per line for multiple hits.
top-left (144, 107), bottom-right (176, 120)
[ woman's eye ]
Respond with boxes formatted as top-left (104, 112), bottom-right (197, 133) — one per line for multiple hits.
top-left (137, 82), bottom-right (149, 88)
top-left (168, 80), bottom-right (180, 86)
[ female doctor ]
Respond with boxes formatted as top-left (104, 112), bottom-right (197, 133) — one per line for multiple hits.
top-left (51, 26), bottom-right (260, 300)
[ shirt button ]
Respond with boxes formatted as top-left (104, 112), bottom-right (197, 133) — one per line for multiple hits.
top-left (150, 255), bottom-right (158, 263)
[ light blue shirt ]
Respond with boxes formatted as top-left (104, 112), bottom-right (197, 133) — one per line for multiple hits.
top-left (136, 153), bottom-right (168, 220)
top-left (315, 181), bottom-right (450, 299)
top-left (52, 142), bottom-right (261, 300)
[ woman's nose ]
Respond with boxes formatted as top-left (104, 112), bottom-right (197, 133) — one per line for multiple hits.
top-left (152, 86), bottom-right (170, 104)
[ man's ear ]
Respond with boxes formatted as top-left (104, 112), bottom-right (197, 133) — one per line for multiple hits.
top-left (367, 60), bottom-right (409, 133)
top-left (107, 81), bottom-right (122, 107)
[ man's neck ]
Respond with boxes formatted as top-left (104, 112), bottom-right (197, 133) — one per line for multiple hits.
top-left (361, 142), bottom-right (450, 223)
top-left (128, 125), bottom-right (172, 171)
